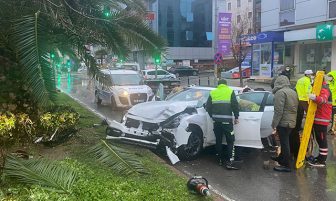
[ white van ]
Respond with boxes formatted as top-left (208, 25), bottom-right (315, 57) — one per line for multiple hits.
top-left (115, 63), bottom-right (141, 71)
top-left (95, 70), bottom-right (154, 109)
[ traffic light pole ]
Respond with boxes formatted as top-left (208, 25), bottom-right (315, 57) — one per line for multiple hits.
top-left (155, 64), bottom-right (158, 79)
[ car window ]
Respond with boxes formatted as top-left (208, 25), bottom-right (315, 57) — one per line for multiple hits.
top-left (266, 93), bottom-right (274, 106)
top-left (236, 92), bottom-right (265, 112)
top-left (147, 71), bottom-right (155, 75)
top-left (157, 70), bottom-right (165, 75)
top-left (166, 88), bottom-right (210, 105)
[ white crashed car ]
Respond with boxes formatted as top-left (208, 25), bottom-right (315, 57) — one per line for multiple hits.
top-left (106, 86), bottom-right (274, 160)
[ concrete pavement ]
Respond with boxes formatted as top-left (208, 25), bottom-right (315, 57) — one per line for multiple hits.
top-left (58, 71), bottom-right (336, 201)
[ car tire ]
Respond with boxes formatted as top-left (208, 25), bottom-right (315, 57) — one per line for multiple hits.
top-left (192, 71), bottom-right (197, 76)
top-left (111, 96), bottom-right (117, 110)
top-left (177, 126), bottom-right (203, 160)
top-left (95, 92), bottom-right (102, 105)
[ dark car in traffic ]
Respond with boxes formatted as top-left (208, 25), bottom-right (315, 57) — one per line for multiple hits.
top-left (168, 66), bottom-right (199, 77)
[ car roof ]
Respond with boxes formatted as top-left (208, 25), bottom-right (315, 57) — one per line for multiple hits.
top-left (188, 86), bottom-right (244, 91)
top-left (142, 69), bottom-right (166, 72)
top-left (100, 69), bottom-right (139, 74)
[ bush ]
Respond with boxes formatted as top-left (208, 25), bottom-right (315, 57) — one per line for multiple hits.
top-left (38, 105), bottom-right (80, 146)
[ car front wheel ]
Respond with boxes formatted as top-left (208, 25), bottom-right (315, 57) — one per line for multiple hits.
top-left (192, 71), bottom-right (197, 76)
top-left (177, 126), bottom-right (203, 160)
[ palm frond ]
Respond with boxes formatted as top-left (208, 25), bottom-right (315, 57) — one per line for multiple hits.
top-left (3, 154), bottom-right (77, 193)
top-left (89, 140), bottom-right (149, 176)
top-left (12, 13), bottom-right (56, 107)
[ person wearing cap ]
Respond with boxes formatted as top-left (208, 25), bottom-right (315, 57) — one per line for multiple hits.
top-left (205, 79), bottom-right (240, 170)
top-left (327, 71), bottom-right (336, 134)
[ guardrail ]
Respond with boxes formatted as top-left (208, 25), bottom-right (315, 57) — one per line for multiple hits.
top-left (179, 76), bottom-right (217, 87)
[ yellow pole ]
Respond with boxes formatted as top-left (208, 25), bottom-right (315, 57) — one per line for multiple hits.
top-left (296, 71), bottom-right (324, 169)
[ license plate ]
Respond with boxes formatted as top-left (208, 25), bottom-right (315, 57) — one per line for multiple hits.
top-left (134, 99), bottom-right (145, 103)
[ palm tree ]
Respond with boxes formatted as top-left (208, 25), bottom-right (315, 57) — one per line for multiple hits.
top-left (0, 0), bottom-right (166, 107)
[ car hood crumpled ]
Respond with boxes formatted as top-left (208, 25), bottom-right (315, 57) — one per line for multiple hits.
top-left (127, 101), bottom-right (198, 123)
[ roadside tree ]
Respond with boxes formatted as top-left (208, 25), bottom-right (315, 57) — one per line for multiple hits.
top-left (231, 14), bottom-right (253, 87)
top-left (0, 0), bottom-right (166, 107)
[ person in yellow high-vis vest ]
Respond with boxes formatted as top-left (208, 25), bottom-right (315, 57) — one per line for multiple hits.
top-left (327, 71), bottom-right (336, 134)
top-left (289, 70), bottom-right (313, 158)
top-left (205, 79), bottom-right (239, 170)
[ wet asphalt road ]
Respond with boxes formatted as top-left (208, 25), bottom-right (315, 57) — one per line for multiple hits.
top-left (58, 72), bottom-right (336, 201)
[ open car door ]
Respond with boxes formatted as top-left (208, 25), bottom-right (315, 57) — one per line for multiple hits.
top-left (232, 92), bottom-right (268, 148)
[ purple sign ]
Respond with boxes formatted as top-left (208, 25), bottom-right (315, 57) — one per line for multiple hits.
top-left (217, 13), bottom-right (232, 56)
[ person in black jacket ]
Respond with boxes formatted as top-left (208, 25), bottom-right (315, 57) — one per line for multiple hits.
top-left (205, 79), bottom-right (240, 170)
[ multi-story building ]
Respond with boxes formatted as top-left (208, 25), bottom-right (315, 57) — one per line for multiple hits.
top-left (139, 0), bottom-right (217, 69)
top-left (257, 0), bottom-right (336, 77)
top-left (225, 0), bottom-right (255, 34)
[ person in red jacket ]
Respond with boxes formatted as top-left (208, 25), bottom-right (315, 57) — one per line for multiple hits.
top-left (307, 80), bottom-right (332, 167)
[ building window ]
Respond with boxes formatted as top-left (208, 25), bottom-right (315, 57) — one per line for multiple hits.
top-left (228, 2), bottom-right (231, 11)
top-left (237, 15), bottom-right (241, 23)
top-left (329, 0), bottom-right (336, 18)
top-left (237, 0), bottom-right (241, 8)
top-left (248, 12), bottom-right (252, 18)
top-left (248, 28), bottom-right (252, 34)
top-left (299, 42), bottom-right (332, 73)
top-left (279, 0), bottom-right (295, 26)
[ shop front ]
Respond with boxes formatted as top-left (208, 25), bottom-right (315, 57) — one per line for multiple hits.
top-left (243, 31), bottom-right (285, 78)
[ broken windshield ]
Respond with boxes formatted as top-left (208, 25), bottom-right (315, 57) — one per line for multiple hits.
top-left (166, 88), bottom-right (210, 104)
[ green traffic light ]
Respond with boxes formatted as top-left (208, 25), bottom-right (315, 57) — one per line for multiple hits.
top-left (103, 6), bottom-right (110, 18)
top-left (104, 12), bottom-right (110, 17)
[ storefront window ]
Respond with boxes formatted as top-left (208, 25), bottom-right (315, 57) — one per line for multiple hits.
top-left (252, 43), bottom-right (272, 77)
top-left (260, 43), bottom-right (272, 77)
top-left (299, 42), bottom-right (332, 73)
top-left (273, 43), bottom-right (285, 74)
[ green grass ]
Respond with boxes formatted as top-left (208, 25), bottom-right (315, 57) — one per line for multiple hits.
top-left (1, 93), bottom-right (213, 201)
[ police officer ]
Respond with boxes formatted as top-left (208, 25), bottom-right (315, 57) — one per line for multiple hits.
top-left (205, 79), bottom-right (239, 170)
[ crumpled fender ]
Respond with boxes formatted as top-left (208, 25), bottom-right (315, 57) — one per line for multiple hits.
top-left (173, 113), bottom-right (207, 147)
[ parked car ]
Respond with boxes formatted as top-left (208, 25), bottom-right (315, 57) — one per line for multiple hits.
top-left (106, 86), bottom-right (274, 160)
top-left (221, 66), bottom-right (251, 79)
top-left (141, 69), bottom-right (176, 80)
top-left (168, 66), bottom-right (199, 77)
top-left (95, 70), bottom-right (154, 109)
top-left (114, 62), bottom-right (141, 71)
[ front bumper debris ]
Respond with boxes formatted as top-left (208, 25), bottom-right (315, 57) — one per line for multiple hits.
top-left (105, 120), bottom-right (176, 150)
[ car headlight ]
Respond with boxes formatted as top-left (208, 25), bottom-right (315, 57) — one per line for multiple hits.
top-left (162, 114), bottom-right (187, 129)
top-left (118, 89), bottom-right (129, 97)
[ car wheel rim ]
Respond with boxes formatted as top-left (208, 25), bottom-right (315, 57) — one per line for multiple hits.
top-left (185, 134), bottom-right (201, 156)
